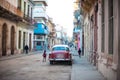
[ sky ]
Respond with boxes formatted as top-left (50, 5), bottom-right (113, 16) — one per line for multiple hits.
top-left (46, 0), bottom-right (75, 37)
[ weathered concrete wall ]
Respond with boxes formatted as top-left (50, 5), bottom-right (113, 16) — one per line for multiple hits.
top-left (0, 18), bottom-right (17, 56)
top-left (97, 0), bottom-right (118, 80)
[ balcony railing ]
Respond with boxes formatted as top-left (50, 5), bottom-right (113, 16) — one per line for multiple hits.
top-left (0, 0), bottom-right (23, 18)
top-left (24, 14), bottom-right (37, 25)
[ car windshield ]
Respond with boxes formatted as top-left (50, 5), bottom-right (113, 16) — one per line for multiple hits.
top-left (52, 47), bottom-right (69, 51)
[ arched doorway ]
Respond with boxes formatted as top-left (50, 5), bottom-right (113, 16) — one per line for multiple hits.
top-left (2, 23), bottom-right (7, 56)
top-left (11, 26), bottom-right (15, 55)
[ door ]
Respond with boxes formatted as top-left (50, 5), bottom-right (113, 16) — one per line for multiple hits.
top-left (2, 23), bottom-right (7, 56)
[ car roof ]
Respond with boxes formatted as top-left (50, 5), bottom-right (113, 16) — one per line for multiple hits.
top-left (52, 44), bottom-right (69, 48)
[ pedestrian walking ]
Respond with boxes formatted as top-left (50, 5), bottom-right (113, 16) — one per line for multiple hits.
top-left (42, 50), bottom-right (47, 62)
top-left (24, 45), bottom-right (29, 54)
top-left (78, 48), bottom-right (81, 58)
top-left (47, 44), bottom-right (50, 50)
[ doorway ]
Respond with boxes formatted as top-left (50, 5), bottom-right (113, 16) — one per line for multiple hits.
top-left (2, 23), bottom-right (7, 56)
top-left (23, 32), bottom-right (26, 50)
top-left (29, 33), bottom-right (32, 51)
top-left (11, 26), bottom-right (15, 55)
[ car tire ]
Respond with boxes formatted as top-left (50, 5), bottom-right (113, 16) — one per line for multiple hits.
top-left (68, 61), bottom-right (72, 65)
top-left (50, 61), bottom-right (53, 65)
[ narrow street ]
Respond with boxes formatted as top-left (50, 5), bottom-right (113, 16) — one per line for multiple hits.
top-left (0, 0), bottom-right (120, 80)
top-left (0, 53), bottom-right (71, 80)
top-left (0, 48), bottom-right (106, 80)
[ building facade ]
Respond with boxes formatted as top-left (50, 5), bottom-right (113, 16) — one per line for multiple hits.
top-left (0, 0), bottom-right (34, 56)
top-left (55, 25), bottom-right (65, 45)
top-left (17, 0), bottom-right (34, 53)
top-left (79, 0), bottom-right (120, 80)
top-left (73, 0), bottom-right (83, 52)
top-left (33, 0), bottom-right (49, 51)
top-left (97, 0), bottom-right (119, 80)
top-left (34, 23), bottom-right (49, 50)
top-left (47, 17), bottom-right (56, 49)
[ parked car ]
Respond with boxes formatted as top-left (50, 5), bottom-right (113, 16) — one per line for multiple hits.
top-left (49, 44), bottom-right (72, 65)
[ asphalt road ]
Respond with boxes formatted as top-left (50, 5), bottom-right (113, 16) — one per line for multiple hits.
top-left (0, 53), bottom-right (71, 80)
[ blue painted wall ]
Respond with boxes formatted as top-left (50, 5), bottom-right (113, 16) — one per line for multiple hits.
top-left (34, 23), bottom-right (49, 35)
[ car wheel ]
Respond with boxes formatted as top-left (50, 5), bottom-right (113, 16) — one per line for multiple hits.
top-left (68, 61), bottom-right (72, 65)
top-left (50, 61), bottom-right (53, 64)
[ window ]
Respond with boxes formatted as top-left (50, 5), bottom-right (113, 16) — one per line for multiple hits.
top-left (28, 5), bottom-right (30, 17)
top-left (29, 34), bottom-right (31, 50)
top-left (31, 7), bottom-right (32, 18)
top-left (24, 1), bottom-right (26, 16)
top-left (101, 0), bottom-right (105, 52)
top-left (18, 0), bottom-right (21, 9)
top-left (37, 42), bottom-right (41, 45)
top-left (108, 0), bottom-right (114, 54)
top-left (37, 35), bottom-right (43, 39)
top-left (52, 47), bottom-right (66, 51)
top-left (52, 46), bottom-right (69, 51)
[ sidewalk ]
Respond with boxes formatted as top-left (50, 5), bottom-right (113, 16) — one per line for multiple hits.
top-left (71, 54), bottom-right (106, 80)
top-left (0, 51), bottom-right (43, 61)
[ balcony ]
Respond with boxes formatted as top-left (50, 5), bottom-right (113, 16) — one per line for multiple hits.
top-left (34, 23), bottom-right (49, 35)
top-left (74, 10), bottom-right (80, 19)
top-left (49, 31), bottom-right (55, 37)
top-left (33, 0), bottom-right (48, 6)
top-left (81, 0), bottom-right (96, 13)
top-left (24, 14), bottom-right (34, 25)
top-left (49, 32), bottom-right (56, 38)
top-left (73, 27), bottom-right (80, 33)
top-left (0, 0), bottom-right (23, 21)
top-left (33, 12), bottom-right (48, 20)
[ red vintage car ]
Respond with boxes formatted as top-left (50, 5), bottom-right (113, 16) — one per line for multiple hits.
top-left (49, 44), bottom-right (72, 65)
